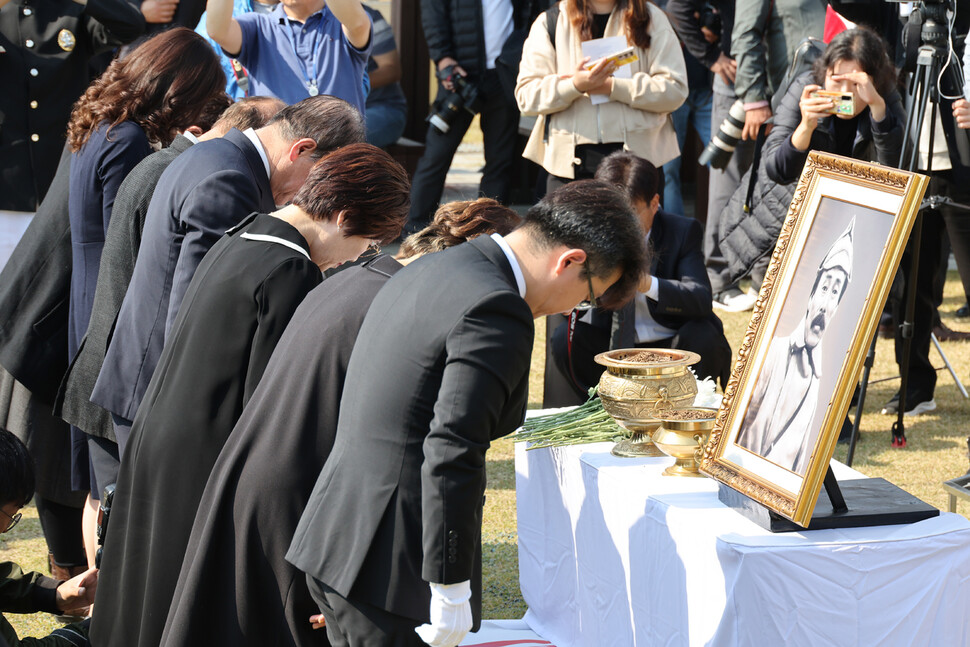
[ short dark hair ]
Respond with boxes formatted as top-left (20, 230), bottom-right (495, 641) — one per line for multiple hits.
top-left (0, 429), bottom-right (34, 508)
top-left (594, 151), bottom-right (660, 205)
top-left (214, 96), bottom-right (286, 134)
top-left (399, 198), bottom-right (521, 258)
top-left (291, 143), bottom-right (410, 244)
top-left (521, 180), bottom-right (647, 309)
top-left (813, 28), bottom-right (896, 99)
top-left (267, 95), bottom-right (365, 158)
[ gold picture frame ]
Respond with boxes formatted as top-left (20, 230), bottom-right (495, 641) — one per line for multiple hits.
top-left (699, 152), bottom-right (928, 527)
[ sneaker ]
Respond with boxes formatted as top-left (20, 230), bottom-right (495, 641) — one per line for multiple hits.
top-left (881, 392), bottom-right (937, 416)
top-left (713, 287), bottom-right (756, 312)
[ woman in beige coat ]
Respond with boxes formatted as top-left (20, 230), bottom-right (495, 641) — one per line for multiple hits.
top-left (515, 0), bottom-right (688, 194)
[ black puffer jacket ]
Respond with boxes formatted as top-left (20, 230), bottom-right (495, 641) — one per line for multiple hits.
top-left (718, 159), bottom-right (796, 285)
top-left (420, 0), bottom-right (541, 76)
top-left (719, 70), bottom-right (905, 284)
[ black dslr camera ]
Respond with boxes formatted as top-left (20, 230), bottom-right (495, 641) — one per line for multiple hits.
top-left (428, 65), bottom-right (484, 134)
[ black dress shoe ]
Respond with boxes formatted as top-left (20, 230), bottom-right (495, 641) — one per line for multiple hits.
top-left (957, 302), bottom-right (970, 318)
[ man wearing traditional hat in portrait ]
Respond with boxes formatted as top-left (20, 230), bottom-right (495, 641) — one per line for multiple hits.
top-left (737, 219), bottom-right (854, 474)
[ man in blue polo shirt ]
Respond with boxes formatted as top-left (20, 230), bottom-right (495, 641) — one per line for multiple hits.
top-left (205, 0), bottom-right (371, 111)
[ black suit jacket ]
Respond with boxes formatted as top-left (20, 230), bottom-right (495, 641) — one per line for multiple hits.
top-left (0, 145), bottom-right (72, 404)
top-left (162, 254), bottom-right (403, 647)
top-left (90, 129), bottom-right (274, 421)
top-left (596, 209), bottom-right (715, 348)
top-left (55, 134), bottom-right (194, 440)
top-left (288, 236), bottom-right (534, 628)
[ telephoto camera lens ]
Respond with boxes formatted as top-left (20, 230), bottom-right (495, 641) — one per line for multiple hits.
top-left (699, 100), bottom-right (747, 169)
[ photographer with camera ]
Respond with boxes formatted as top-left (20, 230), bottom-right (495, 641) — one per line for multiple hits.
top-left (763, 28), bottom-right (903, 185)
top-left (697, 0), bottom-right (823, 312)
top-left (405, 0), bottom-right (540, 235)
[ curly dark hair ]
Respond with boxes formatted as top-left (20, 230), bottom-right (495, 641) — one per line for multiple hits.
top-left (398, 198), bottom-right (521, 259)
top-left (813, 27), bottom-right (896, 100)
top-left (567, 0), bottom-right (652, 50)
top-left (67, 28), bottom-right (225, 152)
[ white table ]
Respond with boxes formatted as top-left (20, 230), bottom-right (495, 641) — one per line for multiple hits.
top-left (515, 441), bottom-right (970, 647)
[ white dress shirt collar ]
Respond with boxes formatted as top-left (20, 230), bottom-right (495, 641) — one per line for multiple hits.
top-left (242, 128), bottom-right (272, 181)
top-left (490, 233), bottom-right (526, 298)
top-left (181, 130), bottom-right (200, 144)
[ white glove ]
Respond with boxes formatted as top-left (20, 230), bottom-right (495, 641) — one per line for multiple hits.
top-left (414, 580), bottom-right (472, 647)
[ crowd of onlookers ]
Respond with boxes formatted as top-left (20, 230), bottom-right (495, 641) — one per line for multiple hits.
top-left (3, 0), bottom-right (970, 645)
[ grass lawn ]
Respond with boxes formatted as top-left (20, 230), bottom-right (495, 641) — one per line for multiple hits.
top-left (6, 271), bottom-right (970, 636)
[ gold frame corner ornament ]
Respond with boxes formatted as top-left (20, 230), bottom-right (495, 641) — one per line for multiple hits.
top-left (699, 152), bottom-right (928, 526)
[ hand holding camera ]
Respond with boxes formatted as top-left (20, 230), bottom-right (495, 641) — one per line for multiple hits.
top-left (800, 84), bottom-right (840, 125)
top-left (436, 57), bottom-right (466, 92)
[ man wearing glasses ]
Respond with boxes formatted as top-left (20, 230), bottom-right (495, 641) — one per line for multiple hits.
top-left (0, 428), bottom-right (98, 646)
top-left (289, 180), bottom-right (646, 647)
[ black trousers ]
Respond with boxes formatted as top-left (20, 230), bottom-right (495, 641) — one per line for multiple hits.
top-left (306, 576), bottom-right (425, 647)
top-left (405, 69), bottom-right (518, 234)
top-left (891, 208), bottom-right (947, 400)
top-left (548, 316), bottom-right (733, 407)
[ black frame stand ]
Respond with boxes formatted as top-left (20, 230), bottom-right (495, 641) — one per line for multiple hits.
top-left (718, 464), bottom-right (940, 533)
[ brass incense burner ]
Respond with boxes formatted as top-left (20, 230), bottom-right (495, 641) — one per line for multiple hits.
top-left (594, 349), bottom-right (700, 458)
top-left (649, 407), bottom-right (718, 477)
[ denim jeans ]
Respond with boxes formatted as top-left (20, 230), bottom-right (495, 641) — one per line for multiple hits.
top-left (662, 55), bottom-right (713, 216)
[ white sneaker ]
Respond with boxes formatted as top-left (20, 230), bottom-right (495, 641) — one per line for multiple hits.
top-left (881, 394), bottom-right (937, 416)
top-left (713, 288), bottom-right (756, 313)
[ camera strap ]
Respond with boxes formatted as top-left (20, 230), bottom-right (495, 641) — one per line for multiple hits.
top-left (744, 124), bottom-right (768, 212)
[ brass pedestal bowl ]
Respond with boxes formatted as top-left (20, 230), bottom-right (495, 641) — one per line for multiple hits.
top-left (594, 349), bottom-right (700, 458)
top-left (650, 407), bottom-right (718, 477)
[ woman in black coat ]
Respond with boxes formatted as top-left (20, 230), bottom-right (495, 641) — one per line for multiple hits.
top-left (90, 144), bottom-right (411, 647)
top-left (159, 199), bottom-right (520, 647)
top-left (763, 27), bottom-right (904, 185)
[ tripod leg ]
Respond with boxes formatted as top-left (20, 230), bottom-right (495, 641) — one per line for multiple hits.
top-left (847, 334), bottom-right (877, 466)
top-left (931, 332), bottom-right (970, 398)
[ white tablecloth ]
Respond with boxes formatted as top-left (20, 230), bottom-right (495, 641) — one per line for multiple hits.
top-left (516, 441), bottom-right (970, 647)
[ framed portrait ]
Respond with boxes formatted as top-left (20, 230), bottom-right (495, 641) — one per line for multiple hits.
top-left (699, 152), bottom-right (928, 527)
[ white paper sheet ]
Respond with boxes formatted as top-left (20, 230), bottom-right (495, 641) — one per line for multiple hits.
top-left (580, 36), bottom-right (632, 106)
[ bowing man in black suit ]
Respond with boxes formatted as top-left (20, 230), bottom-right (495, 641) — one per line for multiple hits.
top-left (90, 95), bottom-right (365, 448)
top-left (287, 180), bottom-right (648, 647)
top-left (551, 151), bottom-right (733, 402)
